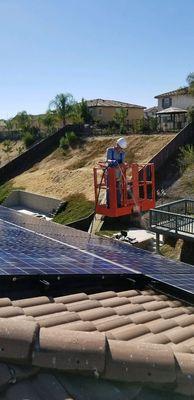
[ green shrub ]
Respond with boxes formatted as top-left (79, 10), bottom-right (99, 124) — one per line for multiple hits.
top-left (66, 131), bottom-right (78, 147)
top-left (53, 193), bottom-right (94, 224)
top-left (23, 132), bottom-right (36, 148)
top-left (178, 145), bottom-right (194, 172)
top-left (59, 136), bottom-right (69, 151)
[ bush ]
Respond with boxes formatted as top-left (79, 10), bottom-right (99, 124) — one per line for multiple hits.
top-left (23, 132), bottom-right (36, 148)
top-left (59, 136), bottom-right (69, 151)
top-left (178, 145), bottom-right (194, 172)
top-left (66, 131), bottom-right (78, 147)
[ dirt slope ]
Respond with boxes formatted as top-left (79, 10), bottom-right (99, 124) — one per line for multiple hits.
top-left (12, 135), bottom-right (175, 201)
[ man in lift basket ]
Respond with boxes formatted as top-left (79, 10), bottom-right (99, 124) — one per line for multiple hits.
top-left (106, 137), bottom-right (127, 207)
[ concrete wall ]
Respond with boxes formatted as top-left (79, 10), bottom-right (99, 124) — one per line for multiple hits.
top-left (158, 95), bottom-right (194, 111)
top-left (0, 124), bottom-right (82, 185)
top-left (89, 106), bottom-right (144, 123)
top-left (3, 190), bottom-right (63, 216)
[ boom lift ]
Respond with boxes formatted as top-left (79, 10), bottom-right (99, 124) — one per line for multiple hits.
top-left (93, 162), bottom-right (155, 218)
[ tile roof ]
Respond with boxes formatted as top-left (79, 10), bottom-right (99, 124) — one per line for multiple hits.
top-left (86, 98), bottom-right (145, 109)
top-left (155, 87), bottom-right (189, 99)
top-left (0, 287), bottom-right (194, 398)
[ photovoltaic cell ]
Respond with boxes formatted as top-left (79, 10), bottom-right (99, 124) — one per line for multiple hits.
top-left (0, 205), bottom-right (194, 295)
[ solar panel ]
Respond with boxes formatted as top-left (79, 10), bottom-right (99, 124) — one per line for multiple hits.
top-left (0, 205), bottom-right (194, 295)
top-left (147, 273), bottom-right (194, 295)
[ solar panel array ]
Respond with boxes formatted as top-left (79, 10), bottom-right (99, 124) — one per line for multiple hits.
top-left (0, 206), bottom-right (194, 295)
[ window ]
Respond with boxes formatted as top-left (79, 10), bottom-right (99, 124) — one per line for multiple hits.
top-left (162, 97), bottom-right (172, 109)
top-left (98, 108), bottom-right (102, 115)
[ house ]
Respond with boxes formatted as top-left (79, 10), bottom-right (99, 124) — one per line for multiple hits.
top-left (86, 99), bottom-right (145, 125)
top-left (155, 87), bottom-right (194, 131)
top-left (144, 106), bottom-right (158, 119)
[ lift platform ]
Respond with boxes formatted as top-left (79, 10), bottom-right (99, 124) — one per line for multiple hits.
top-left (93, 162), bottom-right (155, 218)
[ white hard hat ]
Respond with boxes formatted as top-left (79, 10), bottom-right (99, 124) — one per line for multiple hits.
top-left (116, 137), bottom-right (127, 149)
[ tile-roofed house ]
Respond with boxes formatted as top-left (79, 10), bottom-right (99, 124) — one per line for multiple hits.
top-left (86, 98), bottom-right (145, 125)
top-left (0, 285), bottom-right (194, 398)
top-left (154, 86), bottom-right (194, 131)
top-left (144, 106), bottom-right (158, 118)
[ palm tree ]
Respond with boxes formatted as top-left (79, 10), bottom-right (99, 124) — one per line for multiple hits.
top-left (187, 73), bottom-right (194, 96)
top-left (49, 93), bottom-right (75, 127)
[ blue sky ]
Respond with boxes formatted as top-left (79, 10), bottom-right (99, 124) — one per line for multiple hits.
top-left (0, 0), bottom-right (194, 118)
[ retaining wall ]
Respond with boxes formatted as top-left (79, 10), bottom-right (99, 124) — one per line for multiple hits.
top-left (3, 190), bottom-right (63, 216)
top-left (0, 124), bottom-right (83, 185)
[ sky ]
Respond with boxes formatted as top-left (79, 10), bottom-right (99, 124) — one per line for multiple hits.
top-left (0, 0), bottom-right (194, 119)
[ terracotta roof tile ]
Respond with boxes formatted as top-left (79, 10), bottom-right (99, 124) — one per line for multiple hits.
top-left (137, 332), bottom-right (170, 344)
top-left (117, 290), bottom-right (139, 298)
top-left (165, 327), bottom-right (194, 344)
top-left (0, 306), bottom-right (24, 318)
top-left (175, 352), bottom-right (194, 396)
top-left (33, 329), bottom-right (106, 373)
top-left (94, 316), bottom-right (132, 332)
top-left (37, 311), bottom-right (80, 328)
top-left (88, 291), bottom-right (117, 300)
top-left (142, 301), bottom-right (169, 312)
top-left (54, 293), bottom-right (88, 304)
top-left (178, 315), bottom-right (194, 327)
top-left (146, 319), bottom-right (178, 334)
top-left (12, 296), bottom-right (51, 308)
top-left (78, 307), bottom-right (116, 321)
top-left (0, 298), bottom-right (12, 307)
top-left (46, 320), bottom-right (96, 332)
top-left (99, 297), bottom-right (131, 308)
top-left (130, 295), bottom-right (154, 304)
top-left (23, 303), bottom-right (67, 317)
top-left (103, 340), bottom-right (176, 383)
top-left (0, 319), bottom-right (39, 362)
top-left (107, 324), bottom-right (149, 341)
top-left (114, 303), bottom-right (144, 315)
top-left (129, 310), bottom-right (161, 324)
top-left (159, 307), bottom-right (189, 319)
top-left (66, 299), bottom-right (101, 312)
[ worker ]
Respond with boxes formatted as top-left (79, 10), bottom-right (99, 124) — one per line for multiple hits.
top-left (106, 137), bottom-right (127, 207)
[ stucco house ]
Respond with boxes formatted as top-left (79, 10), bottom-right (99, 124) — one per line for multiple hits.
top-left (86, 99), bottom-right (145, 125)
top-left (155, 87), bottom-right (194, 131)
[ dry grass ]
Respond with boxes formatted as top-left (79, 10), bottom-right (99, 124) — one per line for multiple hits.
top-left (12, 134), bottom-right (176, 201)
top-left (0, 140), bottom-right (23, 166)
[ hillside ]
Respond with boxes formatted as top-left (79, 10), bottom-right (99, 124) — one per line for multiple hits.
top-left (12, 134), bottom-right (176, 201)
top-left (166, 163), bottom-right (194, 201)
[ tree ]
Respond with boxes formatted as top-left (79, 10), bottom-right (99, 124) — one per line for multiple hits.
top-left (42, 111), bottom-right (57, 134)
top-left (2, 140), bottom-right (14, 161)
top-left (79, 98), bottom-right (93, 124)
top-left (113, 108), bottom-right (128, 134)
top-left (5, 118), bottom-right (13, 133)
top-left (187, 73), bottom-right (194, 96)
top-left (49, 93), bottom-right (75, 127)
top-left (14, 111), bottom-right (31, 133)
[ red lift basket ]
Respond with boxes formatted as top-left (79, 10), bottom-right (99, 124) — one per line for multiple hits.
top-left (93, 162), bottom-right (155, 217)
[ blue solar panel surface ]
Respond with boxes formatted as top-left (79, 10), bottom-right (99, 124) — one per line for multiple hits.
top-left (0, 206), bottom-right (194, 295)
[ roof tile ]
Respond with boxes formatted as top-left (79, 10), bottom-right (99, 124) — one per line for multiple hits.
top-left (103, 340), bottom-right (176, 383)
top-left (175, 352), bottom-right (194, 396)
top-left (0, 298), bottom-right (12, 307)
top-left (117, 290), bottom-right (139, 298)
top-left (0, 306), bottom-right (24, 318)
top-left (46, 320), bottom-right (96, 332)
top-left (107, 324), bottom-right (149, 341)
top-left (23, 303), bottom-right (67, 317)
top-left (54, 293), bottom-right (88, 304)
top-left (33, 329), bottom-right (106, 373)
top-left (12, 296), bottom-right (51, 308)
top-left (0, 319), bottom-right (39, 362)
top-left (165, 327), bottom-right (194, 344)
top-left (78, 307), bottom-right (116, 321)
top-left (94, 316), bottom-right (132, 332)
top-left (142, 301), bottom-right (169, 312)
top-left (99, 297), bottom-right (131, 308)
top-left (88, 291), bottom-right (117, 300)
top-left (114, 304), bottom-right (144, 316)
top-left (66, 299), bottom-right (101, 313)
top-left (146, 318), bottom-right (178, 334)
top-left (159, 307), bottom-right (188, 319)
top-left (129, 311), bottom-right (161, 324)
top-left (37, 311), bottom-right (80, 328)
